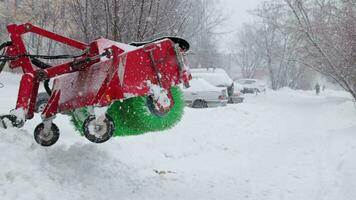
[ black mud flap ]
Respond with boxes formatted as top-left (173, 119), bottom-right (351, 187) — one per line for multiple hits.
top-left (130, 37), bottom-right (190, 52)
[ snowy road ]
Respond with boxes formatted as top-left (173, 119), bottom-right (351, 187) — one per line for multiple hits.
top-left (0, 73), bottom-right (356, 200)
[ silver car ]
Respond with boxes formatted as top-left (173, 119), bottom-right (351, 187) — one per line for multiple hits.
top-left (190, 68), bottom-right (244, 104)
top-left (182, 78), bottom-right (228, 108)
top-left (235, 79), bottom-right (267, 94)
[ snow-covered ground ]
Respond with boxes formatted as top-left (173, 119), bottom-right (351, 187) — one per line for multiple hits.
top-left (1, 72), bottom-right (356, 200)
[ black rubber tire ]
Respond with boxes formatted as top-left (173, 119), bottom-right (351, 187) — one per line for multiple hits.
top-left (192, 100), bottom-right (208, 108)
top-left (35, 92), bottom-right (50, 113)
top-left (146, 95), bottom-right (170, 117)
top-left (0, 114), bottom-right (25, 128)
top-left (34, 123), bottom-right (60, 146)
top-left (83, 114), bottom-right (114, 143)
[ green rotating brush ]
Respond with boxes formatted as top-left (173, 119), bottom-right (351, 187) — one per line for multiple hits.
top-left (70, 86), bottom-right (184, 137)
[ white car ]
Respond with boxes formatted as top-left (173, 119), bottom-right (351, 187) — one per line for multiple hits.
top-left (235, 79), bottom-right (267, 94)
top-left (182, 78), bottom-right (228, 108)
top-left (190, 68), bottom-right (244, 103)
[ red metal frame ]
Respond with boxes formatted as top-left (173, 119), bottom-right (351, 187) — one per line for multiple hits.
top-left (5, 23), bottom-right (93, 119)
top-left (4, 23), bottom-right (191, 121)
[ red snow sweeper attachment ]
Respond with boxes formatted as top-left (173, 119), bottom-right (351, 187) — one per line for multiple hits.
top-left (0, 23), bottom-right (191, 146)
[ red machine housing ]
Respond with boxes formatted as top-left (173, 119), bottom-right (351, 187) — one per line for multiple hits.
top-left (4, 23), bottom-right (191, 120)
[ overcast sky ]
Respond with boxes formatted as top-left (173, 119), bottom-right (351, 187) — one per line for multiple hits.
top-left (217, 0), bottom-right (264, 52)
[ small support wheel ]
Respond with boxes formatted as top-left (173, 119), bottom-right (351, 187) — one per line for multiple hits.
top-left (83, 114), bottom-right (114, 143)
top-left (0, 114), bottom-right (25, 128)
top-left (34, 122), bottom-right (60, 146)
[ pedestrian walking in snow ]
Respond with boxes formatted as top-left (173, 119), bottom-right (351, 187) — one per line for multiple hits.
top-left (315, 83), bottom-right (320, 95)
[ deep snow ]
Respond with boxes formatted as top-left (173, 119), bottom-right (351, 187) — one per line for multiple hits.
top-left (0, 72), bottom-right (356, 200)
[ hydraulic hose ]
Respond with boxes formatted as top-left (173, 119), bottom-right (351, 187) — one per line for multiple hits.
top-left (0, 42), bottom-right (12, 74)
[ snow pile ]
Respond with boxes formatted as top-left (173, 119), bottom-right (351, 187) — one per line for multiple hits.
top-left (0, 72), bottom-right (356, 200)
top-left (0, 128), bottom-right (139, 200)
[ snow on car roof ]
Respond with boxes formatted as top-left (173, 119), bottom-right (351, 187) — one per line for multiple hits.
top-left (237, 79), bottom-right (257, 84)
top-left (190, 68), bottom-right (233, 86)
top-left (236, 79), bottom-right (267, 85)
top-left (183, 78), bottom-right (223, 92)
top-left (190, 68), bottom-right (228, 74)
top-left (237, 78), bottom-right (258, 81)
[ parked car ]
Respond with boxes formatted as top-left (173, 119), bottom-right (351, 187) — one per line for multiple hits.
top-left (182, 78), bottom-right (228, 108)
top-left (190, 68), bottom-right (244, 103)
top-left (231, 88), bottom-right (244, 103)
top-left (235, 79), bottom-right (267, 94)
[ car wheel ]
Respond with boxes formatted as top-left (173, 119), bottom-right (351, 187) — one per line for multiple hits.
top-left (192, 100), bottom-right (208, 108)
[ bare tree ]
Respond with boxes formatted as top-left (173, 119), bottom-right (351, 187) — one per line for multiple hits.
top-left (232, 1), bottom-right (312, 90)
top-left (283, 0), bottom-right (356, 99)
top-left (233, 23), bottom-right (264, 79)
top-left (64, 0), bottom-right (198, 43)
top-left (185, 0), bottom-right (227, 69)
top-left (2, 0), bottom-right (226, 74)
